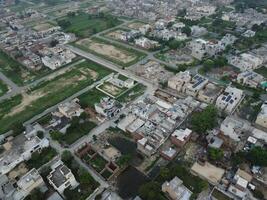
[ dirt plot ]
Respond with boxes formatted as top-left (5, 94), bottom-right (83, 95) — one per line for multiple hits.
top-left (98, 83), bottom-right (125, 97)
top-left (106, 30), bottom-right (126, 40)
top-left (33, 23), bottom-right (54, 32)
top-left (77, 39), bottom-right (137, 64)
top-left (127, 22), bottom-right (146, 30)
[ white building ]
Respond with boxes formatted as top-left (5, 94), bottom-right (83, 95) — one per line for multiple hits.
top-left (94, 97), bottom-right (121, 119)
top-left (162, 177), bottom-right (192, 200)
top-left (0, 134), bottom-right (49, 175)
top-left (228, 53), bottom-right (263, 71)
top-left (216, 86), bottom-right (244, 114)
top-left (228, 169), bottom-right (253, 199)
top-left (13, 169), bottom-right (45, 200)
top-left (168, 71), bottom-right (191, 92)
top-left (255, 102), bottom-right (267, 129)
top-left (220, 116), bottom-right (250, 142)
top-left (135, 37), bottom-right (159, 49)
top-left (237, 71), bottom-right (265, 88)
top-left (47, 160), bottom-right (79, 195)
top-left (57, 98), bottom-right (84, 119)
top-left (41, 46), bottom-right (76, 70)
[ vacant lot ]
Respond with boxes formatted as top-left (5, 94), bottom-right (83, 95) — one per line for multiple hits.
top-left (33, 22), bottom-right (55, 32)
top-left (0, 60), bottom-right (112, 134)
top-left (75, 37), bottom-right (146, 67)
top-left (98, 82), bottom-right (127, 98)
top-left (57, 13), bottom-right (122, 38)
top-left (127, 21), bottom-right (146, 30)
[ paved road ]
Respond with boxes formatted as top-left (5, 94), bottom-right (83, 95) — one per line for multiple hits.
top-left (66, 44), bottom-right (155, 91)
top-left (0, 72), bottom-right (22, 101)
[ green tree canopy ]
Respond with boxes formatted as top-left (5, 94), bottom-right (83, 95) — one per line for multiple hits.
top-left (191, 105), bottom-right (218, 134)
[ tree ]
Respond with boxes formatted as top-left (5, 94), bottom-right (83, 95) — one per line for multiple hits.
top-left (25, 188), bottom-right (44, 200)
top-left (50, 39), bottom-right (59, 47)
top-left (37, 131), bottom-right (44, 139)
top-left (167, 39), bottom-right (185, 50)
top-left (78, 168), bottom-right (95, 186)
top-left (61, 150), bottom-right (73, 164)
top-left (57, 19), bottom-right (71, 29)
top-left (246, 146), bottom-right (267, 166)
top-left (117, 154), bottom-right (132, 167)
top-left (202, 59), bottom-right (215, 72)
top-left (139, 182), bottom-right (165, 200)
top-left (50, 131), bottom-right (62, 141)
top-left (191, 105), bottom-right (218, 134)
top-left (181, 26), bottom-right (191, 36)
top-left (208, 147), bottom-right (224, 161)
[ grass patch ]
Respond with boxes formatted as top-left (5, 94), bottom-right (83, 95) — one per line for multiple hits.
top-left (57, 12), bottom-right (122, 38)
top-left (101, 169), bottom-right (113, 180)
top-left (79, 88), bottom-right (107, 108)
top-left (254, 66), bottom-right (267, 79)
top-left (63, 120), bottom-right (97, 145)
top-left (0, 60), bottom-right (112, 134)
top-left (90, 154), bottom-right (108, 173)
top-left (116, 84), bottom-right (146, 103)
top-left (26, 147), bottom-right (57, 169)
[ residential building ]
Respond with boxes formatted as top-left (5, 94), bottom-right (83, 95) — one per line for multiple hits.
top-left (160, 147), bottom-right (177, 161)
top-left (189, 39), bottom-right (207, 60)
top-left (198, 83), bottom-right (222, 104)
top-left (228, 169), bottom-right (253, 199)
top-left (137, 138), bottom-right (154, 156)
top-left (171, 128), bottom-right (192, 147)
top-left (13, 169), bottom-right (45, 200)
top-left (168, 71), bottom-right (191, 92)
top-left (134, 37), bottom-right (159, 49)
top-left (237, 71), bottom-right (265, 88)
top-left (228, 53), bottom-right (263, 71)
top-left (94, 97), bottom-right (121, 119)
top-left (162, 176), bottom-right (192, 200)
top-left (0, 174), bottom-right (15, 199)
top-left (184, 74), bottom-right (208, 97)
top-left (47, 160), bottom-right (79, 195)
top-left (215, 86), bottom-right (244, 114)
top-left (220, 116), bottom-right (251, 142)
top-left (255, 102), bottom-right (267, 129)
top-left (41, 46), bottom-right (76, 70)
top-left (0, 134), bottom-right (49, 175)
top-left (56, 98), bottom-right (84, 119)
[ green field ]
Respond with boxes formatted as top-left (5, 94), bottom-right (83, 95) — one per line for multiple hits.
top-left (51, 119), bottom-right (97, 145)
top-left (57, 12), bottom-right (122, 38)
top-left (0, 81), bottom-right (8, 97)
top-left (0, 50), bottom-right (36, 86)
top-left (116, 84), bottom-right (146, 103)
top-left (0, 60), bottom-right (112, 134)
top-left (73, 37), bottom-right (147, 67)
top-left (255, 66), bottom-right (267, 79)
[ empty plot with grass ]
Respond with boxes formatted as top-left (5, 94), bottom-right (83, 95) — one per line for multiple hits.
top-left (57, 12), bottom-right (122, 38)
top-left (0, 60), bottom-right (112, 134)
top-left (74, 37), bottom-right (146, 67)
